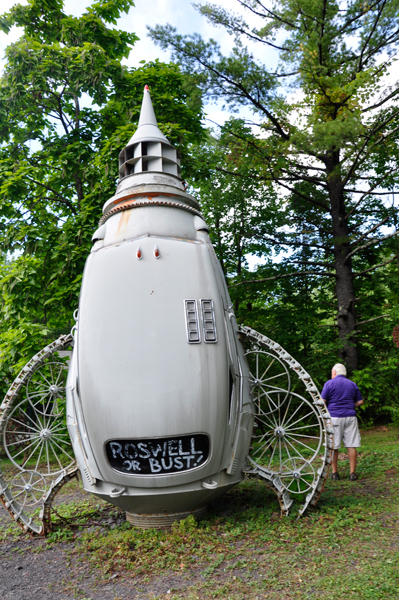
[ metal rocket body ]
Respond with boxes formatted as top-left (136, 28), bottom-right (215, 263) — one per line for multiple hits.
top-left (66, 87), bottom-right (254, 525)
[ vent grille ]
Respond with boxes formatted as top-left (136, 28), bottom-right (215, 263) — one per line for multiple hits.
top-left (184, 300), bottom-right (201, 343)
top-left (201, 299), bottom-right (217, 343)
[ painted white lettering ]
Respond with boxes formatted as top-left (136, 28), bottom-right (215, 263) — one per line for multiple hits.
top-left (174, 457), bottom-right (183, 469)
top-left (178, 440), bottom-right (190, 456)
top-left (132, 460), bottom-right (141, 471)
top-left (183, 455), bottom-right (194, 468)
top-left (149, 443), bottom-right (163, 457)
top-left (149, 458), bottom-right (162, 473)
top-left (123, 459), bottom-right (132, 471)
top-left (162, 442), bottom-right (167, 457)
top-left (137, 442), bottom-right (151, 459)
top-left (190, 438), bottom-right (202, 454)
top-left (168, 440), bottom-right (179, 456)
top-left (194, 454), bottom-right (203, 466)
top-left (124, 443), bottom-right (138, 459)
top-left (161, 457), bottom-right (173, 470)
top-left (110, 442), bottom-right (124, 460)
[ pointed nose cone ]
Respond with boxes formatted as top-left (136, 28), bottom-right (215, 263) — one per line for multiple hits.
top-left (118, 85), bottom-right (181, 181)
top-left (128, 85), bottom-right (169, 145)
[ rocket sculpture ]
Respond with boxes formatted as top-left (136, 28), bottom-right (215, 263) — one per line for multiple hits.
top-left (65, 86), bottom-right (255, 527)
top-left (0, 86), bottom-right (332, 536)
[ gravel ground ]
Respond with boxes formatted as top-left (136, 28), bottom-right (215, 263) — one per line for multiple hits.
top-left (0, 478), bottom-right (208, 600)
top-left (0, 484), bottom-right (156, 600)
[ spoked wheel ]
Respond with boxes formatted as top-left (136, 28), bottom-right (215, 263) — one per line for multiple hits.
top-left (246, 351), bottom-right (290, 412)
top-left (9, 470), bottom-right (47, 506)
top-left (4, 393), bottom-right (75, 477)
top-left (239, 325), bottom-right (334, 517)
top-left (0, 334), bottom-right (77, 535)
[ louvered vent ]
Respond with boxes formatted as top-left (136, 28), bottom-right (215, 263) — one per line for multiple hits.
top-left (184, 300), bottom-right (200, 343)
top-left (201, 299), bottom-right (217, 343)
top-left (118, 141), bottom-right (181, 179)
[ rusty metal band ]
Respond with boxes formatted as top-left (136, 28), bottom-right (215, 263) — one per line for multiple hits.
top-left (99, 199), bottom-right (204, 227)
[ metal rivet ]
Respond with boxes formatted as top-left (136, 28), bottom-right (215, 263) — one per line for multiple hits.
top-left (154, 246), bottom-right (160, 259)
top-left (136, 246), bottom-right (142, 260)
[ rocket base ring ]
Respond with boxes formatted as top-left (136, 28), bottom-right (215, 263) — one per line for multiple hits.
top-left (126, 506), bottom-right (207, 529)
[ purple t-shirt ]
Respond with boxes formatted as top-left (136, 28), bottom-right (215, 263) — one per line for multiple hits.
top-left (321, 375), bottom-right (363, 417)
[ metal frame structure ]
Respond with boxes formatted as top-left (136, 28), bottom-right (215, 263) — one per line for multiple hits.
top-left (0, 326), bottom-right (333, 535)
top-left (239, 326), bottom-right (334, 516)
top-left (0, 335), bottom-right (78, 534)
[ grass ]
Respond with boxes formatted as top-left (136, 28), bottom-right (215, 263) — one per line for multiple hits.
top-left (1, 426), bottom-right (399, 599)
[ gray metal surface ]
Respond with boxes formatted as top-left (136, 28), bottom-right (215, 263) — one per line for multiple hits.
top-left (66, 86), bottom-right (255, 517)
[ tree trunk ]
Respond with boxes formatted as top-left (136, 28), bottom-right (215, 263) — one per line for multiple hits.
top-left (326, 156), bottom-right (358, 372)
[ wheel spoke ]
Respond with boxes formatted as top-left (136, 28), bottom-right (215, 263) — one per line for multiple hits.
top-left (283, 437), bottom-right (308, 464)
top-left (284, 423), bottom-right (321, 433)
top-left (267, 440), bottom-right (278, 470)
top-left (252, 433), bottom-right (274, 455)
top-left (284, 433), bottom-right (319, 454)
top-left (45, 440), bottom-right (50, 474)
top-left (259, 358), bottom-right (275, 380)
top-left (12, 488), bottom-right (26, 500)
top-left (284, 409), bottom-right (316, 430)
top-left (54, 367), bottom-right (65, 386)
top-left (37, 371), bottom-right (52, 387)
top-left (48, 441), bottom-right (65, 470)
top-left (256, 438), bottom-right (277, 463)
top-left (27, 390), bottom-right (49, 399)
top-left (283, 438), bottom-right (294, 466)
top-left (21, 439), bottom-right (43, 469)
top-left (263, 393), bottom-right (280, 415)
top-left (34, 439), bottom-right (45, 472)
top-left (257, 410), bottom-right (277, 429)
top-left (8, 416), bottom-right (38, 432)
top-left (284, 433), bottom-right (320, 440)
top-left (10, 437), bottom-right (39, 460)
top-left (260, 371), bottom-right (287, 384)
top-left (48, 438), bottom-right (75, 463)
top-left (49, 364), bottom-right (55, 385)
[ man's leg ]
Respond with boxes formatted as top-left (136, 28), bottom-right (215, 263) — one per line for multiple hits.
top-left (347, 447), bottom-right (357, 474)
top-left (332, 449), bottom-right (339, 473)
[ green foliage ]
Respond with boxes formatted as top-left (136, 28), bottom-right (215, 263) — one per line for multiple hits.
top-left (0, 0), bottom-right (204, 397)
top-left (150, 0), bottom-right (399, 373)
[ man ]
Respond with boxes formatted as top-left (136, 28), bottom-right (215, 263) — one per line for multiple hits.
top-left (321, 363), bottom-right (364, 481)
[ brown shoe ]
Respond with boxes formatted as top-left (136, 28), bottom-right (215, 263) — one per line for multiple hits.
top-left (349, 473), bottom-right (358, 481)
top-left (331, 472), bottom-right (340, 481)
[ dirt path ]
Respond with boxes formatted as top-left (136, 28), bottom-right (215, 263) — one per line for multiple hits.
top-left (0, 482), bottom-right (194, 600)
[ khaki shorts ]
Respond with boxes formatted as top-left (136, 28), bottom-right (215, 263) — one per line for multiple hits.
top-left (331, 416), bottom-right (361, 449)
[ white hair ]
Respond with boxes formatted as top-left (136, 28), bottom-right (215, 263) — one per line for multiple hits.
top-left (333, 363), bottom-right (347, 376)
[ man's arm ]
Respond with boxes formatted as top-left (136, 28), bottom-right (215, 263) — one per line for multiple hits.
top-left (354, 384), bottom-right (364, 409)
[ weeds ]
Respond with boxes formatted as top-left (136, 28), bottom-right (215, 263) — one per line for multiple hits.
top-left (0, 426), bottom-right (398, 599)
